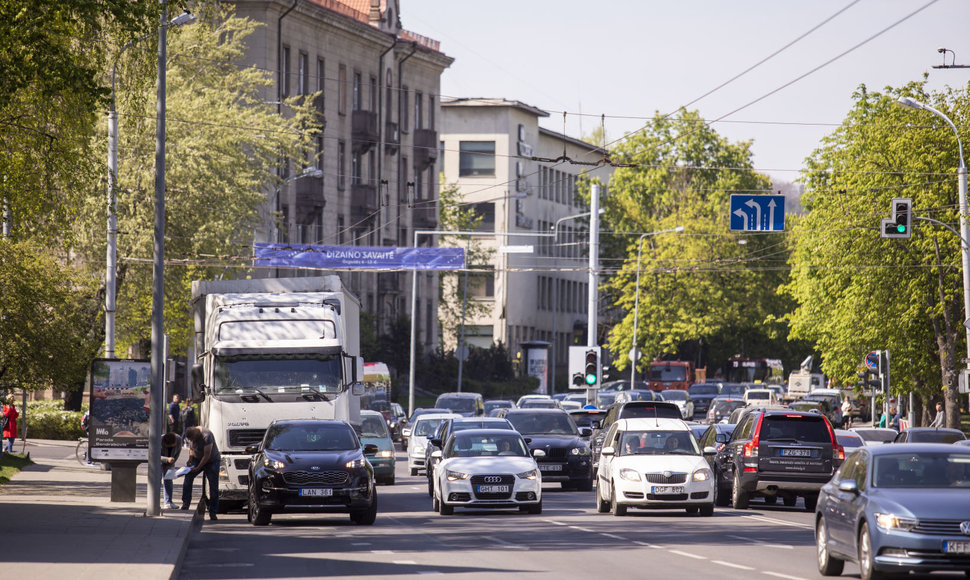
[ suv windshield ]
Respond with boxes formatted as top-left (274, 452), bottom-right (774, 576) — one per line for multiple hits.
top-left (213, 355), bottom-right (342, 395)
top-left (506, 412), bottom-right (578, 435)
top-left (264, 423), bottom-right (357, 451)
top-left (760, 415), bottom-right (830, 442)
top-left (360, 415), bottom-right (390, 438)
top-left (649, 366), bottom-right (688, 382)
top-left (413, 418), bottom-right (449, 437)
top-left (436, 397), bottom-right (478, 413)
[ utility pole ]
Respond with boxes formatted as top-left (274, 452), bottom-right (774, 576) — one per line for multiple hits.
top-left (586, 183), bottom-right (600, 407)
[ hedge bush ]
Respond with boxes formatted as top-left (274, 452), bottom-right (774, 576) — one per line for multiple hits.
top-left (20, 400), bottom-right (87, 441)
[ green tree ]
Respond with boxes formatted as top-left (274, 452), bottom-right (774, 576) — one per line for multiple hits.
top-left (74, 3), bottom-right (321, 355)
top-left (786, 81), bottom-right (969, 427)
top-left (597, 109), bottom-right (788, 375)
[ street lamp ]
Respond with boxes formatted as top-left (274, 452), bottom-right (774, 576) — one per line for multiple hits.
top-left (105, 8), bottom-right (195, 359)
top-left (898, 96), bottom-right (969, 424)
top-left (630, 226), bottom-right (685, 385)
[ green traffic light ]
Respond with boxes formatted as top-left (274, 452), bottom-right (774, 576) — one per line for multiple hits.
top-left (897, 224), bottom-right (906, 233)
top-left (585, 373), bottom-right (596, 385)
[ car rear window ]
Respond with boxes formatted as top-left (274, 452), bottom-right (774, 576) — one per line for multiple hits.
top-left (689, 384), bottom-right (719, 396)
top-left (760, 415), bottom-right (831, 443)
top-left (619, 404), bottom-right (682, 420)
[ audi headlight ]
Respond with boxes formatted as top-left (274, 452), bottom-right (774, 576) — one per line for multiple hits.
top-left (619, 468), bottom-right (642, 482)
top-left (263, 457), bottom-right (285, 470)
top-left (376, 450), bottom-right (394, 458)
top-left (570, 446), bottom-right (591, 456)
top-left (446, 470), bottom-right (470, 481)
top-left (516, 469), bottom-right (538, 480)
top-left (692, 468), bottom-right (713, 482)
top-left (345, 457), bottom-right (367, 469)
top-left (875, 512), bottom-right (918, 532)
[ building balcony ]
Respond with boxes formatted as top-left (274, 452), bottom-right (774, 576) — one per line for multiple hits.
top-left (352, 110), bottom-right (378, 153)
top-left (384, 122), bottom-right (399, 154)
top-left (350, 182), bottom-right (378, 223)
top-left (294, 175), bottom-right (323, 209)
top-left (413, 128), bottom-right (438, 169)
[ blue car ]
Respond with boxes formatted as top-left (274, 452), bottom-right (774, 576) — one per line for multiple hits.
top-left (815, 443), bottom-right (970, 580)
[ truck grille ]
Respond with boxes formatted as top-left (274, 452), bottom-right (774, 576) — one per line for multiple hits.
top-left (228, 429), bottom-right (265, 448)
top-left (283, 471), bottom-right (349, 486)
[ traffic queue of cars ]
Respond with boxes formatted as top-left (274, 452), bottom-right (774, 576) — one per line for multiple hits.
top-left (241, 382), bottom-right (970, 580)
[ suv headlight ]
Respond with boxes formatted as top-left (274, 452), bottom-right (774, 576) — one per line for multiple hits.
top-left (446, 470), bottom-right (470, 481)
top-left (263, 457), bottom-right (285, 470)
top-left (345, 457), bottom-right (367, 469)
top-left (874, 512), bottom-right (917, 532)
top-left (619, 468), bottom-right (642, 482)
top-left (570, 446), bottom-right (591, 456)
top-left (692, 468), bottom-right (713, 482)
top-left (516, 469), bottom-right (538, 480)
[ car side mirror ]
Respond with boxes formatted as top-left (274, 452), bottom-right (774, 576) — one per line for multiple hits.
top-left (431, 450), bottom-right (442, 459)
top-left (703, 446), bottom-right (717, 456)
top-left (532, 449), bottom-right (546, 458)
top-left (715, 433), bottom-right (728, 443)
top-left (363, 443), bottom-right (379, 455)
top-left (601, 446), bottom-right (615, 456)
top-left (579, 427), bottom-right (592, 438)
top-left (837, 479), bottom-right (859, 494)
top-left (402, 428), bottom-right (411, 438)
top-left (245, 444), bottom-right (260, 454)
top-left (430, 438), bottom-right (443, 448)
top-left (590, 420), bottom-right (601, 430)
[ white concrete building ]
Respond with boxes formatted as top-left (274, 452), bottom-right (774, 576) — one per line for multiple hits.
top-left (440, 98), bottom-right (613, 391)
top-left (231, 0), bottom-right (452, 353)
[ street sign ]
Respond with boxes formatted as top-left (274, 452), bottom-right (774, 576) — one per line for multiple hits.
top-left (730, 194), bottom-right (785, 232)
top-left (499, 245), bottom-right (534, 254)
top-left (864, 351), bottom-right (880, 371)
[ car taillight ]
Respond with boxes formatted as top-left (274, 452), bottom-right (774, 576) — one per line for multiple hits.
top-left (743, 413), bottom-right (765, 458)
top-left (833, 443), bottom-right (844, 461)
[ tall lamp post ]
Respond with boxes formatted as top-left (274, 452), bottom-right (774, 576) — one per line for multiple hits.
top-left (629, 226), bottom-right (685, 385)
top-left (898, 96), bottom-right (969, 425)
top-left (106, 9), bottom-right (195, 359)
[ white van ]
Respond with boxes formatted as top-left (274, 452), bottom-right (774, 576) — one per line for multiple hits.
top-left (743, 389), bottom-right (778, 405)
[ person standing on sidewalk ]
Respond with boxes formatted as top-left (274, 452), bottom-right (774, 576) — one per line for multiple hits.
top-left (841, 396), bottom-right (853, 429)
top-left (180, 398), bottom-right (196, 437)
top-left (161, 432), bottom-right (183, 509)
top-left (2, 395), bottom-right (19, 454)
top-left (929, 401), bottom-right (946, 428)
top-left (167, 394), bottom-right (181, 434)
top-left (181, 426), bottom-right (220, 520)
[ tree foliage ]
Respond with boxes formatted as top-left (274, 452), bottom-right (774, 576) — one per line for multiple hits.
top-left (73, 3), bottom-right (321, 355)
top-left (598, 109), bottom-right (791, 374)
top-left (786, 81), bottom-right (970, 427)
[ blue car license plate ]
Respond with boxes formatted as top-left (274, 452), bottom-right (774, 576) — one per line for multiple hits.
top-left (944, 540), bottom-right (970, 554)
top-left (299, 488), bottom-right (333, 497)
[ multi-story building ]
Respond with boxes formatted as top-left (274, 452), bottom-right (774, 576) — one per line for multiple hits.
top-left (440, 98), bottom-right (613, 391)
top-left (232, 0), bottom-right (452, 353)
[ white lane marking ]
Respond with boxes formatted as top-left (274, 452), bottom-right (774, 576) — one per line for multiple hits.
top-left (634, 541), bottom-right (662, 548)
top-left (669, 549), bottom-right (706, 560)
top-left (568, 526), bottom-right (594, 533)
top-left (600, 533), bottom-right (626, 540)
top-left (713, 560), bottom-right (754, 570)
top-left (727, 534), bottom-right (794, 549)
top-left (544, 519), bottom-right (567, 526)
top-left (372, 550), bottom-right (395, 554)
top-left (763, 572), bottom-right (808, 580)
top-left (742, 514), bottom-right (813, 530)
top-left (487, 536), bottom-right (529, 550)
top-left (352, 542), bottom-right (372, 546)
top-left (393, 560), bottom-right (417, 565)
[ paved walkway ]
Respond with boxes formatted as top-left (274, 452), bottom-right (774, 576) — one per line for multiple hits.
top-left (0, 439), bottom-right (202, 580)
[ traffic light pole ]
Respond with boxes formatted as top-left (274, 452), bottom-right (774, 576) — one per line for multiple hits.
top-left (587, 184), bottom-right (600, 407)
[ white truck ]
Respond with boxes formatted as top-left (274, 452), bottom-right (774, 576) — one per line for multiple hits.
top-left (190, 276), bottom-right (365, 506)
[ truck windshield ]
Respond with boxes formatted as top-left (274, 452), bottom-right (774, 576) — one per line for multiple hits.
top-left (649, 365), bottom-right (687, 382)
top-left (212, 355), bottom-right (342, 395)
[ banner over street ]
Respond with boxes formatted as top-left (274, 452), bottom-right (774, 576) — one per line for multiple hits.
top-left (254, 243), bottom-right (466, 271)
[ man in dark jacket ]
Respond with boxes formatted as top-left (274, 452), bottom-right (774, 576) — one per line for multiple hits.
top-left (161, 432), bottom-right (182, 509)
top-left (181, 426), bottom-right (220, 521)
top-left (180, 400), bottom-right (197, 437)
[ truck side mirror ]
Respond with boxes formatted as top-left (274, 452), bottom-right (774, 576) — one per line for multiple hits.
top-left (191, 363), bottom-right (206, 401)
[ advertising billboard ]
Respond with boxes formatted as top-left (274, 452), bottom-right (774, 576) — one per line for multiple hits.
top-left (88, 359), bottom-right (151, 461)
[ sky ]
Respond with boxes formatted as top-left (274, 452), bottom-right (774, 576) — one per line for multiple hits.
top-left (403, 0), bottom-right (969, 183)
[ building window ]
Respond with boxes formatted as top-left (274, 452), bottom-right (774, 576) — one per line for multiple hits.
top-left (281, 45), bottom-right (291, 99)
top-left (369, 75), bottom-right (377, 111)
top-left (368, 149), bottom-right (376, 185)
top-left (352, 71), bottom-right (361, 111)
top-left (459, 141), bottom-right (496, 177)
top-left (472, 202), bottom-right (495, 232)
top-left (469, 266), bottom-right (495, 299)
top-left (429, 94), bottom-right (435, 130)
top-left (427, 166), bottom-right (435, 199)
top-left (337, 140), bottom-right (346, 190)
top-left (385, 70), bottom-right (393, 121)
top-left (337, 216), bottom-right (345, 244)
top-left (399, 157), bottom-right (408, 202)
top-left (298, 51), bottom-right (308, 95)
top-left (338, 64), bottom-right (347, 115)
top-left (351, 151), bottom-right (362, 185)
top-left (400, 85), bottom-right (409, 133)
top-left (415, 91), bottom-right (423, 130)
top-left (414, 163), bottom-right (423, 201)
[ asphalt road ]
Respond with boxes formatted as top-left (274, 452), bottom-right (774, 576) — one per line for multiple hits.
top-left (178, 448), bottom-right (962, 580)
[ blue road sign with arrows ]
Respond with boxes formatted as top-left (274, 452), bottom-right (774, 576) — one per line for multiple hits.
top-left (730, 194), bottom-right (786, 232)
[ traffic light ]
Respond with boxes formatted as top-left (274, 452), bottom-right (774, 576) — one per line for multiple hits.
top-left (584, 348), bottom-right (600, 386)
top-left (880, 197), bottom-right (912, 239)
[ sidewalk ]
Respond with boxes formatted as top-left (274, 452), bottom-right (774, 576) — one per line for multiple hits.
top-left (0, 439), bottom-right (201, 580)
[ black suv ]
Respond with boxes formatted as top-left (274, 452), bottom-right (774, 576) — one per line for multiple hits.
top-left (425, 417), bottom-right (515, 496)
top-left (590, 400), bottom-right (683, 469)
top-left (501, 408), bottom-right (594, 491)
top-left (688, 383), bottom-right (721, 418)
top-left (713, 409), bottom-right (843, 511)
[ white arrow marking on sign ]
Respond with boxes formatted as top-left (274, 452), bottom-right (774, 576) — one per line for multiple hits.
top-left (767, 198), bottom-right (777, 230)
top-left (745, 199), bottom-right (762, 230)
top-left (733, 208), bottom-right (750, 230)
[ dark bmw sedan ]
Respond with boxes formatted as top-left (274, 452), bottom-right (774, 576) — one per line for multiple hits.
top-left (246, 419), bottom-right (378, 526)
top-left (502, 409), bottom-right (593, 491)
top-left (815, 443), bottom-right (970, 580)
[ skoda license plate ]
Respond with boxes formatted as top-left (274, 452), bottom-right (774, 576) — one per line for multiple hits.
top-left (540, 464), bottom-right (563, 471)
top-left (299, 488), bottom-right (333, 497)
top-left (477, 485), bottom-right (510, 493)
top-left (944, 541), bottom-right (970, 554)
top-left (652, 485), bottom-right (684, 494)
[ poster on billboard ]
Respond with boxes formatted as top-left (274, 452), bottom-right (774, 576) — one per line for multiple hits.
top-left (88, 359), bottom-right (151, 461)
